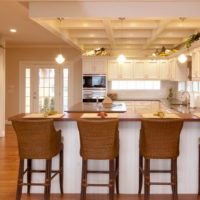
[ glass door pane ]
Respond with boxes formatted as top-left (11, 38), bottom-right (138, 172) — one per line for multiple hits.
top-left (38, 68), bottom-right (56, 113)
top-left (25, 68), bottom-right (31, 113)
top-left (63, 68), bottom-right (69, 111)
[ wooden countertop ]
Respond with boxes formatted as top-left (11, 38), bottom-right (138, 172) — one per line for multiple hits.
top-left (65, 102), bottom-right (127, 113)
top-left (8, 112), bottom-right (200, 122)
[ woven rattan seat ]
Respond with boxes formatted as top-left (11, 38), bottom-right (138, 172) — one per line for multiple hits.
top-left (77, 119), bottom-right (120, 200)
top-left (138, 119), bottom-right (183, 200)
top-left (12, 119), bottom-right (64, 200)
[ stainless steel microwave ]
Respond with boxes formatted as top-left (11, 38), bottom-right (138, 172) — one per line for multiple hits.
top-left (83, 75), bottom-right (106, 89)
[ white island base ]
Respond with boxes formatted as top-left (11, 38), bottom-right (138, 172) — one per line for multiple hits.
top-left (25, 121), bottom-right (200, 194)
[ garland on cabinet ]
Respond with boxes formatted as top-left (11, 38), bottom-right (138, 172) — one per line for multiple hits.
top-left (185, 32), bottom-right (200, 48)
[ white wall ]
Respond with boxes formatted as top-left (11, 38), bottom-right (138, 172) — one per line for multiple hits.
top-left (0, 39), bottom-right (5, 137)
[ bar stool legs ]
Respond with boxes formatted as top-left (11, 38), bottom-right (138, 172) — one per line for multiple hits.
top-left (59, 148), bottom-right (64, 194)
top-left (138, 156), bottom-right (178, 200)
top-left (198, 143), bottom-right (200, 195)
top-left (16, 159), bottom-right (24, 200)
top-left (144, 159), bottom-right (150, 200)
top-left (138, 154), bottom-right (143, 194)
top-left (27, 159), bottom-right (32, 194)
top-left (81, 160), bottom-right (87, 200)
top-left (115, 157), bottom-right (119, 195)
top-left (80, 158), bottom-right (119, 200)
top-left (15, 152), bottom-right (64, 200)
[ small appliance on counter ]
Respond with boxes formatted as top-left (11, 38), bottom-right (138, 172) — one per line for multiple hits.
top-left (102, 96), bottom-right (113, 108)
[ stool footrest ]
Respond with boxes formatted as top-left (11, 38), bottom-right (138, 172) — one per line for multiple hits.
top-left (150, 182), bottom-right (174, 185)
top-left (150, 170), bottom-right (172, 173)
top-left (87, 170), bottom-right (109, 174)
top-left (84, 184), bottom-right (112, 187)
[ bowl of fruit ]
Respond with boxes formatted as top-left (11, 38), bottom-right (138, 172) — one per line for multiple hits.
top-left (97, 112), bottom-right (108, 118)
top-left (153, 111), bottom-right (165, 118)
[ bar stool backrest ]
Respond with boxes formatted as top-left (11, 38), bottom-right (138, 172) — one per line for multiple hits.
top-left (12, 119), bottom-right (61, 159)
top-left (77, 119), bottom-right (119, 160)
top-left (140, 119), bottom-right (183, 159)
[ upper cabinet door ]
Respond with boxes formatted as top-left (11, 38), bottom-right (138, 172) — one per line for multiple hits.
top-left (107, 60), bottom-right (120, 80)
top-left (192, 49), bottom-right (200, 79)
top-left (82, 57), bottom-right (94, 74)
top-left (134, 60), bottom-right (145, 79)
top-left (94, 57), bottom-right (107, 74)
top-left (120, 61), bottom-right (134, 80)
top-left (145, 60), bottom-right (159, 79)
top-left (159, 60), bottom-right (169, 80)
top-left (82, 56), bottom-right (108, 74)
top-left (169, 59), bottom-right (176, 81)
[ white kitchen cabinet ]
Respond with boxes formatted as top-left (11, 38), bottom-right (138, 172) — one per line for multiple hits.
top-left (159, 60), bottom-right (169, 80)
top-left (122, 101), bottom-right (160, 113)
top-left (192, 48), bottom-right (200, 80)
top-left (134, 60), bottom-right (159, 80)
top-left (107, 60), bottom-right (120, 80)
top-left (134, 60), bottom-right (145, 79)
top-left (82, 56), bottom-right (107, 74)
top-left (144, 60), bottom-right (160, 79)
top-left (107, 60), bottom-right (133, 80)
top-left (120, 61), bottom-right (134, 79)
top-left (169, 58), bottom-right (187, 81)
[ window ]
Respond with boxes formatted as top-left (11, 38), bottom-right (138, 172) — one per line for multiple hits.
top-left (178, 82), bottom-right (186, 91)
top-left (178, 81), bottom-right (200, 92)
top-left (63, 68), bottom-right (69, 111)
top-left (111, 81), bottom-right (160, 90)
top-left (25, 68), bottom-right (31, 113)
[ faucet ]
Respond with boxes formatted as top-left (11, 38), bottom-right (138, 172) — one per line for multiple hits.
top-left (180, 90), bottom-right (190, 110)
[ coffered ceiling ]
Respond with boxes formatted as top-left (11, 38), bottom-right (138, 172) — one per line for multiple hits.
top-left (34, 18), bottom-right (200, 56)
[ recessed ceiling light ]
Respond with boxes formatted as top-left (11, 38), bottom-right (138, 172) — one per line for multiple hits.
top-left (10, 29), bottom-right (17, 33)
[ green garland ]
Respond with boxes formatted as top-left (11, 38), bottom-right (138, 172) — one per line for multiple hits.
top-left (186, 32), bottom-right (200, 48)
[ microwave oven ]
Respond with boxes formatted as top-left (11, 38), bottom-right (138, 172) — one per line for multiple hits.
top-left (83, 75), bottom-right (106, 89)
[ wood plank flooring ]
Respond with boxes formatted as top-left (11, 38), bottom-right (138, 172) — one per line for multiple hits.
top-left (0, 125), bottom-right (200, 200)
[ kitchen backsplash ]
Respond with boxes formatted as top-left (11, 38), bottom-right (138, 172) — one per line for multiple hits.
top-left (108, 81), bottom-right (178, 100)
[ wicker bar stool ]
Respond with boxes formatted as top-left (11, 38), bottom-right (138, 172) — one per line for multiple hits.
top-left (77, 119), bottom-right (119, 200)
top-left (138, 119), bottom-right (183, 200)
top-left (12, 119), bottom-right (64, 200)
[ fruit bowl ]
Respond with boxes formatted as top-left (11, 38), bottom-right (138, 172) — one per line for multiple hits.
top-left (97, 112), bottom-right (108, 118)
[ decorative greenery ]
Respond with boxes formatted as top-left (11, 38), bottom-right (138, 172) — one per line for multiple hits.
top-left (83, 47), bottom-right (109, 56)
top-left (185, 32), bottom-right (200, 48)
top-left (167, 88), bottom-right (173, 100)
top-left (148, 46), bottom-right (178, 57)
top-left (41, 97), bottom-right (55, 113)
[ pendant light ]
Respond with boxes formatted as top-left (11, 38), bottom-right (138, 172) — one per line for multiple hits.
top-left (55, 18), bottom-right (66, 64)
top-left (55, 53), bottom-right (65, 64)
top-left (117, 17), bottom-right (126, 63)
top-left (178, 54), bottom-right (188, 63)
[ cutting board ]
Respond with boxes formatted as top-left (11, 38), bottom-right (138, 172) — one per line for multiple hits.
top-left (142, 113), bottom-right (180, 119)
top-left (23, 113), bottom-right (64, 118)
top-left (81, 113), bottom-right (119, 119)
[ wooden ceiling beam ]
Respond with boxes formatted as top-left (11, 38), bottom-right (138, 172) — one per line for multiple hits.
top-left (102, 20), bottom-right (115, 44)
top-left (143, 20), bottom-right (171, 49)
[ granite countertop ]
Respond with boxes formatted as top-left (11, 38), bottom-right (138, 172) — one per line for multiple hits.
top-left (65, 102), bottom-right (127, 113)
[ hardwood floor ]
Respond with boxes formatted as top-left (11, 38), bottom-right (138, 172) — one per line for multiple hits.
top-left (0, 125), bottom-right (200, 200)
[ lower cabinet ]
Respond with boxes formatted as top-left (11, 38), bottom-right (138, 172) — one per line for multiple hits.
top-left (121, 101), bottom-right (160, 113)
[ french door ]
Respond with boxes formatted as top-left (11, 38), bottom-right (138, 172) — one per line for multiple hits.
top-left (20, 63), bottom-right (69, 113)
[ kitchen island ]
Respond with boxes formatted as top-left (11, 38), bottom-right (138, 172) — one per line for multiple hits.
top-left (9, 112), bottom-right (200, 195)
